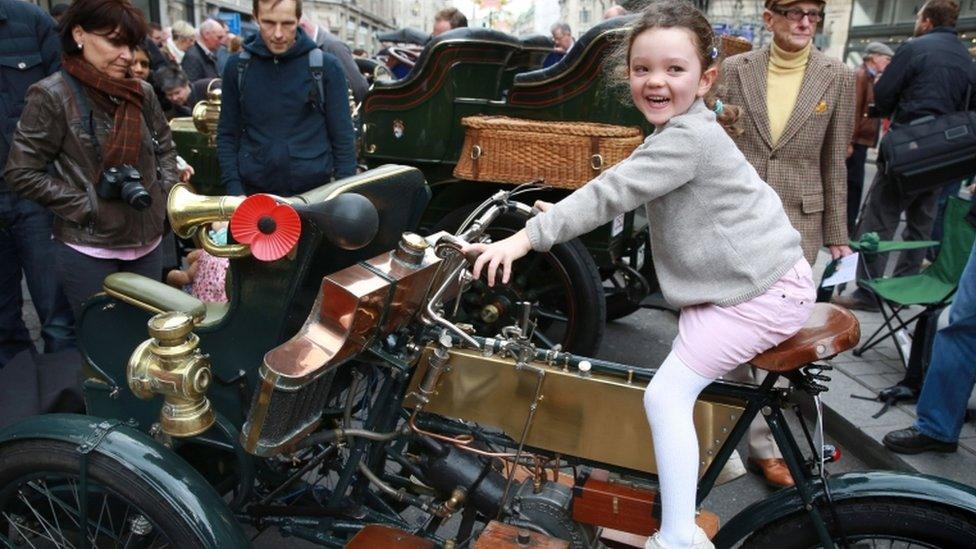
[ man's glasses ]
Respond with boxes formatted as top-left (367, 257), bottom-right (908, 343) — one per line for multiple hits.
top-left (770, 6), bottom-right (825, 22)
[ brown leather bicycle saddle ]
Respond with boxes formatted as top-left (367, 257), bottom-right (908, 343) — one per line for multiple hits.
top-left (750, 303), bottom-right (861, 373)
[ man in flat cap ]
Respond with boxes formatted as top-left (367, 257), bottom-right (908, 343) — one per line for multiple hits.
top-left (720, 0), bottom-right (855, 488)
top-left (847, 41), bottom-right (893, 234)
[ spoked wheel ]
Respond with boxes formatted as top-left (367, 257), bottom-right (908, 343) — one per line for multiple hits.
top-left (0, 439), bottom-right (210, 548)
top-left (743, 498), bottom-right (976, 548)
top-left (435, 205), bottom-right (605, 355)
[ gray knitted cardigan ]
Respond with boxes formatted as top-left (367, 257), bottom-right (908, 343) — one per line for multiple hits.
top-left (526, 99), bottom-right (803, 308)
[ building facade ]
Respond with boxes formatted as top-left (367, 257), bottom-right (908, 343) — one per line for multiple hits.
top-left (557, 0), bottom-right (621, 37)
top-left (847, 0), bottom-right (976, 63)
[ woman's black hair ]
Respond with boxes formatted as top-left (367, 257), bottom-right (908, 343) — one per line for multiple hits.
top-left (59, 0), bottom-right (148, 56)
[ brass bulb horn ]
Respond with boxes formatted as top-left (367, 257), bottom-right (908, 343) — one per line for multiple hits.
top-left (167, 183), bottom-right (250, 258)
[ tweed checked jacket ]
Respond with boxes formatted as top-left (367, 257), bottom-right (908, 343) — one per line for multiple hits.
top-left (720, 46), bottom-right (855, 264)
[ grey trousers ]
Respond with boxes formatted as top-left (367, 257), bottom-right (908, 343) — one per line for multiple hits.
top-left (851, 172), bottom-right (940, 299)
top-left (55, 241), bottom-right (163, 320)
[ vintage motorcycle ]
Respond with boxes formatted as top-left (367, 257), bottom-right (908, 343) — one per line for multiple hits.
top-left (2, 166), bottom-right (976, 548)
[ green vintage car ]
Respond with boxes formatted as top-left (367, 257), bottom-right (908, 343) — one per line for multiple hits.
top-left (172, 16), bottom-right (658, 356)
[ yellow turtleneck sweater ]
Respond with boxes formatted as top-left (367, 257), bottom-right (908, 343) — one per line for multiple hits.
top-left (767, 41), bottom-right (811, 145)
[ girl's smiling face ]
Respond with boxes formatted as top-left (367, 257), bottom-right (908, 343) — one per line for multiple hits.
top-left (628, 27), bottom-right (717, 126)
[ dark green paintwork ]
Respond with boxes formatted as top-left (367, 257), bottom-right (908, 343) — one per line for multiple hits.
top-left (713, 470), bottom-right (976, 548)
top-left (0, 414), bottom-right (251, 547)
top-left (170, 118), bottom-right (224, 195)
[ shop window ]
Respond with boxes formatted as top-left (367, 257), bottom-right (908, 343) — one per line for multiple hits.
top-left (963, 0), bottom-right (976, 17)
top-left (851, 0), bottom-right (891, 26)
top-left (894, 0), bottom-right (924, 23)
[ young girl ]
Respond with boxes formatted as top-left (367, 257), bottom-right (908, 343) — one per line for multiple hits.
top-left (465, 3), bottom-right (816, 548)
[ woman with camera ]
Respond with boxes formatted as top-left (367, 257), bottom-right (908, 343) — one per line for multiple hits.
top-left (4, 0), bottom-right (178, 318)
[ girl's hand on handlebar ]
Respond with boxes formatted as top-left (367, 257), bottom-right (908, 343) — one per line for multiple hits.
top-left (533, 200), bottom-right (554, 213)
top-left (462, 229), bottom-right (532, 287)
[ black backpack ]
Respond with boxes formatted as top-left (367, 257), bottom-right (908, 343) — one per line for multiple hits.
top-left (235, 47), bottom-right (326, 114)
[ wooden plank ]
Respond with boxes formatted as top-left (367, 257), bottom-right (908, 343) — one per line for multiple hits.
top-left (346, 524), bottom-right (434, 549)
top-left (474, 521), bottom-right (569, 548)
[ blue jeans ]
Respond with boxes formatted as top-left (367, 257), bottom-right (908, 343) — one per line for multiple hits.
top-left (914, 240), bottom-right (976, 443)
top-left (0, 189), bottom-right (75, 366)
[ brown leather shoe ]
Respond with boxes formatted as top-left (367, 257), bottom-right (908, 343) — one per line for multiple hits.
top-left (747, 457), bottom-right (795, 488)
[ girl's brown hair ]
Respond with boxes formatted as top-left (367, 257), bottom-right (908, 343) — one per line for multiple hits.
top-left (609, 1), bottom-right (741, 134)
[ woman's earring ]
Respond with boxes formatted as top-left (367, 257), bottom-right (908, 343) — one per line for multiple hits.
top-left (76, 42), bottom-right (83, 50)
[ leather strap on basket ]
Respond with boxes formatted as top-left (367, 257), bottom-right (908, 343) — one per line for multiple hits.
top-left (471, 128), bottom-right (481, 180)
top-left (590, 136), bottom-right (603, 176)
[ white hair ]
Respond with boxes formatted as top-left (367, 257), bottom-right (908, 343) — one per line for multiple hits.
top-left (198, 18), bottom-right (222, 38)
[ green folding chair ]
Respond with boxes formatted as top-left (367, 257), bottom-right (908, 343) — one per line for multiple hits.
top-left (853, 196), bottom-right (976, 364)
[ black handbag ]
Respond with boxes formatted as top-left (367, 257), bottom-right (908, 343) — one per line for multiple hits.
top-left (878, 105), bottom-right (976, 195)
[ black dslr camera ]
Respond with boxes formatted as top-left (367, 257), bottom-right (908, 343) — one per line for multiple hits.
top-left (96, 165), bottom-right (151, 211)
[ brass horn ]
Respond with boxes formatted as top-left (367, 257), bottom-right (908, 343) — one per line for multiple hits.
top-left (167, 183), bottom-right (250, 258)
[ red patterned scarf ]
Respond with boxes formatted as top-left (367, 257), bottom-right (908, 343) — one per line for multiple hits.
top-left (62, 54), bottom-right (145, 168)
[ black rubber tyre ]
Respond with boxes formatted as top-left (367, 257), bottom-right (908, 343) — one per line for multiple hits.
top-left (434, 204), bottom-right (605, 355)
top-left (743, 497), bottom-right (976, 548)
top-left (604, 259), bottom-right (659, 322)
top-left (0, 439), bottom-right (211, 547)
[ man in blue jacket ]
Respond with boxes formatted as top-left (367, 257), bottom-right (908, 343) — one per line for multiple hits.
top-left (0, 0), bottom-right (74, 367)
top-left (217, 0), bottom-right (356, 196)
top-left (835, 0), bottom-right (975, 311)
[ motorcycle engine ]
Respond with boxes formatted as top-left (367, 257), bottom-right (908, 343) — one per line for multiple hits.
top-left (508, 480), bottom-right (597, 549)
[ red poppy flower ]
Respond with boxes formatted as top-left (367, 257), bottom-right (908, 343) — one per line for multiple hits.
top-left (230, 194), bottom-right (301, 261)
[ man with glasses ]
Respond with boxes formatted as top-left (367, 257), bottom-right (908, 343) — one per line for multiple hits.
top-left (834, 0), bottom-right (976, 312)
top-left (720, 0), bottom-right (855, 488)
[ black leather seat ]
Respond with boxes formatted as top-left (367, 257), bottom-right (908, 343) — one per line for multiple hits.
top-left (519, 34), bottom-right (554, 49)
top-left (372, 27), bottom-right (522, 93)
top-left (514, 15), bottom-right (635, 85)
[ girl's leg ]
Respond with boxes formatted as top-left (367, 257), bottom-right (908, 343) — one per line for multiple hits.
top-left (643, 351), bottom-right (714, 547)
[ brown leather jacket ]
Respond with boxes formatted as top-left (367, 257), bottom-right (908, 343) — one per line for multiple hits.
top-left (4, 72), bottom-right (178, 248)
top-left (851, 64), bottom-right (881, 147)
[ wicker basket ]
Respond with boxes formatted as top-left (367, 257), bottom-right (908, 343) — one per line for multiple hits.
top-left (453, 116), bottom-right (644, 189)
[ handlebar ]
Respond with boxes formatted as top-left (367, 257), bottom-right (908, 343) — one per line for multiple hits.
top-left (422, 188), bottom-right (541, 349)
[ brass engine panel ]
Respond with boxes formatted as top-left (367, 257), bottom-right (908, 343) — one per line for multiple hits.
top-left (405, 347), bottom-right (745, 476)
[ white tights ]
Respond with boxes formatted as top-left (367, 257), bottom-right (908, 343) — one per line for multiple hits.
top-left (643, 351), bottom-right (715, 547)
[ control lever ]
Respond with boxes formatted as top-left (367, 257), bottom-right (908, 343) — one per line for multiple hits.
top-left (517, 301), bottom-right (536, 341)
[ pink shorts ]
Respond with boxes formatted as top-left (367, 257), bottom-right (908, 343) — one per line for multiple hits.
top-left (673, 258), bottom-right (816, 379)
